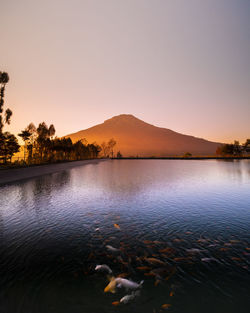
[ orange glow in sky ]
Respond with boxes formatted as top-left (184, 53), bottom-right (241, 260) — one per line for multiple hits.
top-left (1, 0), bottom-right (250, 144)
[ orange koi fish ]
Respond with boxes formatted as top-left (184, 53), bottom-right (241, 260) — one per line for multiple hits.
top-left (114, 224), bottom-right (121, 230)
top-left (104, 277), bottom-right (117, 293)
top-left (161, 304), bottom-right (171, 309)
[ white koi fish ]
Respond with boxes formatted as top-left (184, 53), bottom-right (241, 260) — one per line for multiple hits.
top-left (115, 277), bottom-right (144, 290)
top-left (95, 264), bottom-right (112, 274)
top-left (120, 290), bottom-right (140, 304)
top-left (186, 248), bottom-right (205, 253)
top-left (106, 245), bottom-right (120, 252)
top-left (201, 257), bottom-right (220, 263)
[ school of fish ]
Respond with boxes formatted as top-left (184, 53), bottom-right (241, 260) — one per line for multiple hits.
top-left (87, 222), bottom-right (249, 312)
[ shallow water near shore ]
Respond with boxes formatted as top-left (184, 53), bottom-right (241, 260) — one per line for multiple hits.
top-left (0, 159), bottom-right (250, 313)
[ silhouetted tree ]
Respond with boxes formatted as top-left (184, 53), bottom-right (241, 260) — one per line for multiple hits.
top-left (18, 130), bottom-right (31, 161)
top-left (0, 72), bottom-right (12, 133)
top-left (233, 140), bottom-right (242, 156)
top-left (26, 123), bottom-right (37, 162)
top-left (244, 139), bottom-right (250, 146)
top-left (48, 124), bottom-right (55, 139)
top-left (117, 151), bottom-right (122, 158)
top-left (35, 122), bottom-right (56, 162)
top-left (0, 132), bottom-right (20, 162)
top-left (88, 143), bottom-right (101, 158)
top-left (0, 72), bottom-right (20, 163)
top-left (108, 138), bottom-right (116, 158)
top-left (216, 141), bottom-right (242, 156)
top-left (243, 139), bottom-right (250, 154)
top-left (100, 141), bottom-right (108, 157)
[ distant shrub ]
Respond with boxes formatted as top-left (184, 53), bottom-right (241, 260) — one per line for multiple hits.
top-left (183, 152), bottom-right (192, 158)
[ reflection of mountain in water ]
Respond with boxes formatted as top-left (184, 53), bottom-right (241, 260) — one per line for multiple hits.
top-left (66, 114), bottom-right (221, 156)
top-left (69, 160), bottom-right (250, 197)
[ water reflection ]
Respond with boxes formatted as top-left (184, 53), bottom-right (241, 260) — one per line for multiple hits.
top-left (0, 160), bottom-right (250, 313)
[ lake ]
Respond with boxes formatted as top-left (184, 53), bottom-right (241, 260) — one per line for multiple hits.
top-left (0, 159), bottom-right (250, 313)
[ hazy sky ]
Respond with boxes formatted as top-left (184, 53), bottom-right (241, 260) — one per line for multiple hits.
top-left (1, 0), bottom-right (250, 143)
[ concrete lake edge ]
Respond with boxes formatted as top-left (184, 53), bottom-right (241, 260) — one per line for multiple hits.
top-left (0, 159), bottom-right (106, 185)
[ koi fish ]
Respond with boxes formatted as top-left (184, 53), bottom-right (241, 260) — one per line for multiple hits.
top-left (231, 257), bottom-right (242, 261)
top-left (114, 224), bottom-right (121, 230)
top-left (145, 257), bottom-right (165, 265)
top-left (112, 301), bottom-right (120, 306)
top-left (230, 240), bottom-right (240, 243)
top-left (95, 264), bottom-right (112, 274)
top-left (220, 247), bottom-right (228, 251)
top-left (197, 238), bottom-right (209, 243)
top-left (154, 279), bottom-right (160, 286)
top-left (117, 273), bottom-right (129, 278)
top-left (106, 245), bottom-right (120, 252)
top-left (173, 257), bottom-right (191, 262)
top-left (161, 303), bottom-right (171, 309)
top-left (115, 277), bottom-right (144, 290)
top-left (201, 257), bottom-right (220, 263)
top-left (159, 248), bottom-right (172, 253)
top-left (143, 240), bottom-right (153, 244)
top-left (144, 272), bottom-right (155, 276)
top-left (186, 248), bottom-right (204, 253)
top-left (136, 266), bottom-right (152, 271)
top-left (120, 290), bottom-right (140, 304)
top-left (104, 277), bottom-right (117, 293)
top-left (160, 247), bottom-right (176, 254)
top-left (173, 238), bottom-right (182, 242)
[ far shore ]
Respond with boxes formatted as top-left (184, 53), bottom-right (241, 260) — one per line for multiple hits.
top-left (113, 156), bottom-right (250, 160)
top-left (0, 159), bottom-right (106, 185)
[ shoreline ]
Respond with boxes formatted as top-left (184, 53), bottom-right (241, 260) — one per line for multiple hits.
top-left (0, 159), bottom-right (106, 185)
top-left (113, 156), bottom-right (250, 160)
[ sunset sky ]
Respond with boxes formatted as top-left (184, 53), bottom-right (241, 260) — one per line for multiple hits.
top-left (1, 0), bottom-right (250, 144)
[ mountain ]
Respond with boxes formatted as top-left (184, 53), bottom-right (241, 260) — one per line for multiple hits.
top-left (65, 114), bottom-right (221, 157)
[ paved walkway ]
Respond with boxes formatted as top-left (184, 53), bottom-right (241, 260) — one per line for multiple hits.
top-left (0, 159), bottom-right (106, 185)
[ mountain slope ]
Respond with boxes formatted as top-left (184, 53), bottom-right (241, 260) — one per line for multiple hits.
top-left (65, 114), bottom-right (221, 156)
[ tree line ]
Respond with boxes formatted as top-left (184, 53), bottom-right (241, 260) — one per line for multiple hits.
top-left (216, 140), bottom-right (250, 157)
top-left (0, 72), bottom-right (120, 164)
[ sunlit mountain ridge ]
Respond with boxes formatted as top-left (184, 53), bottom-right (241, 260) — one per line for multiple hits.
top-left (65, 114), bottom-right (221, 157)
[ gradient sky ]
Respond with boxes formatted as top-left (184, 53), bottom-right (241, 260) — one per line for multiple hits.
top-left (1, 0), bottom-right (250, 143)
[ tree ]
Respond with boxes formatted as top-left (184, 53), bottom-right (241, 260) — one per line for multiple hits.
top-left (18, 130), bottom-right (31, 161)
top-left (0, 71), bottom-right (19, 163)
top-left (0, 72), bottom-right (12, 133)
top-left (117, 151), bottom-right (122, 158)
top-left (36, 122), bottom-right (56, 162)
top-left (101, 141), bottom-right (108, 158)
top-left (48, 124), bottom-right (55, 139)
top-left (88, 143), bottom-right (101, 158)
top-left (26, 123), bottom-right (37, 162)
top-left (216, 141), bottom-right (242, 156)
top-left (244, 139), bottom-right (250, 146)
top-left (0, 132), bottom-right (20, 163)
top-left (233, 140), bottom-right (242, 156)
top-left (107, 138), bottom-right (116, 158)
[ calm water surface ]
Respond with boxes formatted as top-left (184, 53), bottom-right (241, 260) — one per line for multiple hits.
top-left (0, 160), bottom-right (250, 313)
